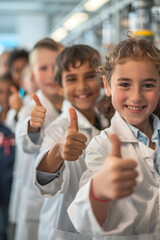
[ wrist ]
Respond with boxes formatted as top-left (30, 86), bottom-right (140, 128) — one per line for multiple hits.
top-left (42, 145), bottom-right (64, 173)
top-left (90, 188), bottom-right (111, 203)
top-left (90, 177), bottom-right (111, 203)
top-left (28, 121), bottom-right (40, 133)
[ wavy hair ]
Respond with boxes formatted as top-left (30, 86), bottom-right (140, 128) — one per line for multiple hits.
top-left (99, 32), bottom-right (160, 118)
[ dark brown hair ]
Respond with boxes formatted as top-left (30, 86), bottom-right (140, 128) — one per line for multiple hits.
top-left (8, 49), bottom-right (28, 71)
top-left (0, 72), bottom-right (12, 83)
top-left (54, 44), bottom-right (100, 87)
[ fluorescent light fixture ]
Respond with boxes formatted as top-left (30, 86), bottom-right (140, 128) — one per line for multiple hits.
top-left (51, 27), bottom-right (68, 42)
top-left (63, 12), bottom-right (88, 30)
top-left (84, 0), bottom-right (109, 12)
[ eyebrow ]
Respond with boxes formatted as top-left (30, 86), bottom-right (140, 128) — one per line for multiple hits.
top-left (65, 71), bottom-right (95, 78)
top-left (84, 71), bottom-right (95, 75)
top-left (143, 78), bottom-right (157, 83)
top-left (117, 78), bottom-right (131, 81)
top-left (65, 74), bottom-right (76, 78)
top-left (117, 78), bottom-right (157, 82)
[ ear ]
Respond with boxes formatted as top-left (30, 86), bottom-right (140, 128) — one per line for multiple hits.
top-left (103, 75), bottom-right (111, 97)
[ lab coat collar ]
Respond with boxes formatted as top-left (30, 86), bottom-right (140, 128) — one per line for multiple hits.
top-left (36, 89), bottom-right (56, 111)
top-left (61, 100), bottom-right (102, 132)
top-left (111, 111), bottom-right (138, 143)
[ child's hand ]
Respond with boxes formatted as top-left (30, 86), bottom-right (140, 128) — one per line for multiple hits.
top-left (92, 134), bottom-right (138, 200)
top-left (29, 93), bottom-right (46, 133)
top-left (37, 107), bottom-right (87, 173)
top-left (60, 107), bottom-right (87, 161)
top-left (9, 86), bottom-right (23, 112)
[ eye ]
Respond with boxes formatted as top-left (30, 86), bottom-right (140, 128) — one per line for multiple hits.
top-left (66, 77), bottom-right (76, 82)
top-left (39, 66), bottom-right (47, 71)
top-left (143, 83), bottom-right (155, 88)
top-left (119, 83), bottom-right (130, 87)
top-left (87, 74), bottom-right (96, 79)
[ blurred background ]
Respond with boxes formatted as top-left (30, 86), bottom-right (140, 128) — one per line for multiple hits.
top-left (0, 0), bottom-right (160, 53)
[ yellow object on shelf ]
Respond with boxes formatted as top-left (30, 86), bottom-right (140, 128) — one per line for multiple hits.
top-left (133, 30), bottom-right (154, 37)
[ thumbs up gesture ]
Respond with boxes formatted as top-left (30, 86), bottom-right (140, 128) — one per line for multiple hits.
top-left (9, 86), bottom-right (23, 112)
top-left (92, 134), bottom-right (138, 200)
top-left (60, 107), bottom-right (87, 161)
top-left (29, 93), bottom-right (46, 133)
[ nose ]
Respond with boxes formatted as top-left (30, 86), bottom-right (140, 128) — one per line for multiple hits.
top-left (130, 86), bottom-right (143, 104)
top-left (77, 78), bottom-right (87, 91)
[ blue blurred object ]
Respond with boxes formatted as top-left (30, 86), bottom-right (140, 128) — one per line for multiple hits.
top-left (19, 88), bottom-right (26, 99)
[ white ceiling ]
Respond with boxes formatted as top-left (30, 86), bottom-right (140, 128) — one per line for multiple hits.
top-left (0, 0), bottom-right (83, 49)
top-left (0, 0), bottom-right (83, 31)
top-left (1, 0), bottom-right (159, 50)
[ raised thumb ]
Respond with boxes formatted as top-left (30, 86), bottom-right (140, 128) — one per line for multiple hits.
top-left (109, 133), bottom-right (122, 158)
top-left (68, 107), bottom-right (78, 132)
top-left (32, 93), bottom-right (42, 106)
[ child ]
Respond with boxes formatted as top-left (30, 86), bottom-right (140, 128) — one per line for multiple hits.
top-left (11, 38), bottom-right (64, 240)
top-left (0, 51), bottom-right (10, 75)
top-left (0, 73), bottom-right (13, 124)
top-left (34, 44), bottom-right (109, 240)
top-left (20, 64), bottom-right (38, 98)
top-left (12, 65), bottom-right (39, 122)
top-left (68, 35), bottom-right (160, 239)
top-left (0, 121), bottom-right (15, 240)
top-left (0, 72), bottom-right (15, 240)
top-left (6, 65), bottom-right (38, 133)
top-left (6, 49), bottom-right (29, 133)
top-left (8, 49), bottom-right (29, 90)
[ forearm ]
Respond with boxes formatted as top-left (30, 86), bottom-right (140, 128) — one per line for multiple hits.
top-left (37, 143), bottom-right (64, 173)
top-left (90, 177), bottom-right (110, 226)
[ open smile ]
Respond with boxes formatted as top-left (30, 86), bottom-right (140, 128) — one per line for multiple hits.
top-left (75, 93), bottom-right (92, 99)
top-left (125, 105), bottom-right (145, 112)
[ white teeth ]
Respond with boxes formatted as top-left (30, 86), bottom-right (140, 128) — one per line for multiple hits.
top-left (127, 106), bottom-right (143, 111)
top-left (78, 95), bottom-right (88, 98)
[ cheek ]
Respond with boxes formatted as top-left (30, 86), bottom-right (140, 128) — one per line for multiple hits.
top-left (62, 87), bottom-right (70, 98)
top-left (0, 93), bottom-right (6, 103)
top-left (148, 93), bottom-right (159, 109)
top-left (89, 81), bottom-right (100, 95)
top-left (111, 90), bottom-right (124, 106)
top-left (35, 74), bottom-right (45, 87)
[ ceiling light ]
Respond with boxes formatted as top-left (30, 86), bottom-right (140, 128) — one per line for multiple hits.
top-left (63, 12), bottom-right (88, 31)
top-left (51, 27), bottom-right (68, 42)
top-left (84, 0), bottom-right (109, 12)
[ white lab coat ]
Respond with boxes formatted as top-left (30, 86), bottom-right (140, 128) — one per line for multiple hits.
top-left (8, 94), bottom-right (32, 225)
top-left (35, 103), bottom-right (108, 240)
top-left (10, 90), bottom-right (60, 240)
top-left (68, 112), bottom-right (160, 240)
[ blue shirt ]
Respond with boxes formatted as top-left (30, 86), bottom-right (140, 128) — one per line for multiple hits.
top-left (128, 114), bottom-right (160, 173)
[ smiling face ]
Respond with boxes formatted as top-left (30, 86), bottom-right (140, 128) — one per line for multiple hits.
top-left (32, 48), bottom-right (62, 98)
top-left (103, 58), bottom-right (160, 133)
top-left (11, 57), bottom-right (28, 88)
top-left (62, 61), bottom-right (100, 116)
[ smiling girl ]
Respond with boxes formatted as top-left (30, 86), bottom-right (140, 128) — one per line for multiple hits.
top-left (68, 35), bottom-right (160, 239)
